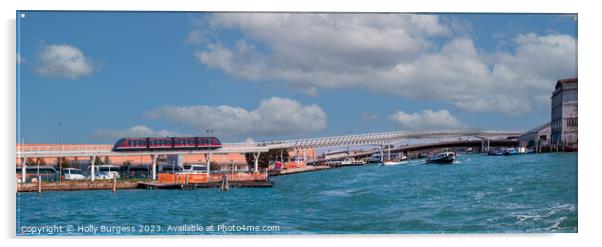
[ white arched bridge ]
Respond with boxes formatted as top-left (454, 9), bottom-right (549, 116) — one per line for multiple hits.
top-left (256, 129), bottom-right (525, 149)
top-left (17, 129), bottom-right (525, 181)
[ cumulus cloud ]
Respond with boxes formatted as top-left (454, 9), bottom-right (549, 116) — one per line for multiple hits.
top-left (36, 44), bottom-right (96, 79)
top-left (92, 125), bottom-right (183, 140)
top-left (360, 112), bottom-right (379, 121)
top-left (186, 30), bottom-right (207, 45)
top-left (389, 109), bottom-right (467, 129)
top-left (145, 97), bottom-right (327, 135)
top-left (192, 13), bottom-right (576, 115)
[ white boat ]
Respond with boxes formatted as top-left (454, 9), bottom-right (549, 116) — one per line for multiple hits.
top-left (340, 157), bottom-right (366, 165)
top-left (380, 154), bottom-right (409, 166)
top-left (381, 161), bottom-right (406, 166)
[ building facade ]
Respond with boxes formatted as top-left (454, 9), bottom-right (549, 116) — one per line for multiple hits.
top-left (518, 122), bottom-right (551, 150)
top-left (551, 78), bottom-right (578, 151)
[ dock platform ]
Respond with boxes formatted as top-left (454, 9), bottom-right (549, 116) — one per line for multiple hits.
top-left (138, 181), bottom-right (273, 189)
top-left (269, 165), bottom-right (331, 176)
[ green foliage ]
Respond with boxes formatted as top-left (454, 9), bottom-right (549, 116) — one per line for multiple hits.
top-left (103, 156), bottom-right (111, 165)
top-left (245, 148), bottom-right (289, 169)
top-left (56, 157), bottom-right (69, 168)
top-left (94, 157), bottom-right (103, 166)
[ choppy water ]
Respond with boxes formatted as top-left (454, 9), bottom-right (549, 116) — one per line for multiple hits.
top-left (16, 153), bottom-right (577, 235)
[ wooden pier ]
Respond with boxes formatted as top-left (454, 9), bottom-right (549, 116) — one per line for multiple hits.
top-left (17, 180), bottom-right (139, 192)
top-left (138, 180), bottom-right (273, 190)
top-left (268, 165), bottom-right (331, 176)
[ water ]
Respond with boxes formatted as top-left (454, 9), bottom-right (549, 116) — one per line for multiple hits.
top-left (16, 153), bottom-right (577, 235)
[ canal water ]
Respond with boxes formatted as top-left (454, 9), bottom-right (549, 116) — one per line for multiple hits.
top-left (16, 153), bottom-right (577, 235)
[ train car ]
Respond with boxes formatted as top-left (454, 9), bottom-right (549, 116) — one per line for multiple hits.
top-left (112, 137), bottom-right (222, 152)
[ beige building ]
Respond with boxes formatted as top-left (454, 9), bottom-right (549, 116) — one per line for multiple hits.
top-left (551, 78), bottom-right (578, 151)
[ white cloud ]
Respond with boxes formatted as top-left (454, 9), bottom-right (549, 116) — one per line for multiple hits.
top-left (36, 44), bottom-right (95, 79)
top-left (193, 13), bottom-right (576, 115)
top-left (186, 30), bottom-right (207, 45)
top-left (92, 125), bottom-right (183, 140)
top-left (389, 109), bottom-right (467, 129)
top-left (145, 97), bottom-right (327, 135)
top-left (360, 112), bottom-right (379, 121)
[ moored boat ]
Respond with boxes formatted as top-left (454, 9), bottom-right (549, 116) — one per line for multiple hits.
top-left (504, 147), bottom-right (520, 155)
top-left (425, 152), bottom-right (456, 164)
top-left (381, 160), bottom-right (406, 166)
top-left (340, 157), bottom-right (366, 166)
top-left (488, 149), bottom-right (504, 156)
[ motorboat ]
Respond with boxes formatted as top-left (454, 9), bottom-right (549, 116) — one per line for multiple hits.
top-left (381, 160), bottom-right (407, 166)
top-left (504, 148), bottom-right (520, 155)
top-left (341, 157), bottom-right (366, 166)
top-left (425, 152), bottom-right (456, 164)
top-left (488, 149), bottom-right (504, 156)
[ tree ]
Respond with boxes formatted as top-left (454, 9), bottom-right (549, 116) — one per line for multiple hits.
top-left (103, 156), bottom-right (111, 165)
top-left (245, 148), bottom-right (289, 170)
top-left (56, 157), bottom-right (69, 181)
top-left (35, 158), bottom-right (47, 166)
top-left (26, 158), bottom-right (46, 166)
top-left (25, 158), bottom-right (36, 166)
top-left (94, 157), bottom-right (103, 166)
top-left (56, 157), bottom-right (69, 168)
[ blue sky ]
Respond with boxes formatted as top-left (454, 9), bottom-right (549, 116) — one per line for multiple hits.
top-left (16, 12), bottom-right (577, 144)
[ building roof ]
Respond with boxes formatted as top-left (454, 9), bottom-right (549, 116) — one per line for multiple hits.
top-left (526, 122), bottom-right (551, 134)
top-left (555, 77), bottom-right (578, 90)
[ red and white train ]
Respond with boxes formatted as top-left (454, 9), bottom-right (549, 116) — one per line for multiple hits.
top-left (112, 137), bottom-right (222, 151)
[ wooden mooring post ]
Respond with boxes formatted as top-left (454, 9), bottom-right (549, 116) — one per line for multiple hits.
top-left (112, 176), bottom-right (117, 193)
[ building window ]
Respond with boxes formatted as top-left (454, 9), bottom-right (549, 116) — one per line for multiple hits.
top-left (567, 117), bottom-right (578, 127)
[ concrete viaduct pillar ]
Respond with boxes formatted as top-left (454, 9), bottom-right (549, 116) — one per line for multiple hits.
top-left (204, 152), bottom-right (212, 178)
top-left (90, 155), bottom-right (96, 181)
top-left (253, 152), bottom-right (261, 173)
top-left (21, 157), bottom-right (26, 183)
top-left (151, 154), bottom-right (159, 180)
